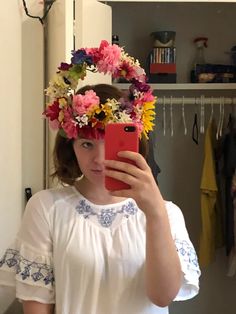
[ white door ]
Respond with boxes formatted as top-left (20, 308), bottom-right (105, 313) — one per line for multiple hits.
top-left (74, 0), bottom-right (112, 85)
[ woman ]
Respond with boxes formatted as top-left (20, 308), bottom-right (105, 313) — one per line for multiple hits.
top-left (0, 41), bottom-right (200, 314)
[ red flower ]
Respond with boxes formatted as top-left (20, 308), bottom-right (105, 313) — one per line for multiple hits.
top-left (43, 100), bottom-right (60, 121)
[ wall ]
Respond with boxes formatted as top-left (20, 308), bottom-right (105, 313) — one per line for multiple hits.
top-left (110, 2), bottom-right (236, 314)
top-left (0, 1), bottom-right (44, 312)
top-left (0, 2), bottom-right (22, 312)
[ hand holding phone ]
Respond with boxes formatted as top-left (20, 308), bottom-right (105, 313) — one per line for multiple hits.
top-left (104, 123), bottom-right (139, 191)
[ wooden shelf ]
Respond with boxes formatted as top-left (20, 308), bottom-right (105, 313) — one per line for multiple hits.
top-left (114, 83), bottom-right (236, 90)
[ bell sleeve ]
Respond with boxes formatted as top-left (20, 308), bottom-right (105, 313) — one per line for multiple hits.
top-left (166, 201), bottom-right (201, 301)
top-left (0, 191), bottom-right (55, 304)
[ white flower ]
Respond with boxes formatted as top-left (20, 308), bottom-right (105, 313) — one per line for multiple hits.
top-left (75, 114), bottom-right (89, 127)
top-left (106, 98), bottom-right (120, 111)
top-left (115, 111), bottom-right (132, 123)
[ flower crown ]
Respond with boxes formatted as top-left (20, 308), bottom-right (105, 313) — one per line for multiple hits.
top-left (43, 40), bottom-right (156, 139)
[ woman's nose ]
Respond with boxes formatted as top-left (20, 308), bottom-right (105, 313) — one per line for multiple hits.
top-left (93, 142), bottom-right (105, 164)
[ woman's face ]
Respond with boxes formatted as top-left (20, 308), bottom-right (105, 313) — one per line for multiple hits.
top-left (73, 137), bottom-right (105, 185)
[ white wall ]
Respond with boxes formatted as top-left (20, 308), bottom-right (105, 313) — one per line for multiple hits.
top-left (0, 1), bottom-right (44, 312)
top-left (0, 4), bottom-right (23, 312)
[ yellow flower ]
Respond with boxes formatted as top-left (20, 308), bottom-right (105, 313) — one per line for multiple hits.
top-left (58, 110), bottom-right (64, 122)
top-left (87, 102), bottom-right (114, 128)
top-left (101, 102), bottom-right (113, 122)
top-left (54, 73), bottom-right (69, 89)
top-left (95, 103), bottom-right (113, 121)
top-left (58, 98), bottom-right (67, 109)
top-left (142, 98), bottom-right (156, 138)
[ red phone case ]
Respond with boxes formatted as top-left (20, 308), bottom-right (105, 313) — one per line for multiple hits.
top-left (104, 123), bottom-right (139, 191)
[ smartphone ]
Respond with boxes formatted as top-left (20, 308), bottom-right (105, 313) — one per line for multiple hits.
top-left (104, 123), bottom-right (139, 191)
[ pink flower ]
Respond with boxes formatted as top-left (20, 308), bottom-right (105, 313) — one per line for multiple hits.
top-left (133, 66), bottom-right (146, 82)
top-left (96, 40), bottom-right (121, 74)
top-left (141, 90), bottom-right (155, 103)
top-left (114, 60), bottom-right (146, 82)
top-left (85, 47), bottom-right (100, 63)
top-left (62, 108), bottom-right (78, 138)
top-left (73, 90), bottom-right (100, 115)
top-left (62, 120), bottom-right (78, 139)
top-left (134, 90), bottom-right (155, 107)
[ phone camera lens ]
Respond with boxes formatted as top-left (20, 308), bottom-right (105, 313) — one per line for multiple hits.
top-left (124, 125), bottom-right (136, 132)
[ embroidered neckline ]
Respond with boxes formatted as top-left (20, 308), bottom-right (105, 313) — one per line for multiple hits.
top-left (72, 186), bottom-right (132, 208)
top-left (75, 198), bottom-right (138, 228)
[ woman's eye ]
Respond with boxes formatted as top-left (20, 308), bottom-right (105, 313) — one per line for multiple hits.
top-left (81, 141), bottom-right (93, 149)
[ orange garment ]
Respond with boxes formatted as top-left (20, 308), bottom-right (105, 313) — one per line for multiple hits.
top-left (199, 121), bottom-right (222, 267)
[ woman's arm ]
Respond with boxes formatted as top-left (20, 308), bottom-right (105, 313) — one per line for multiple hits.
top-left (145, 202), bottom-right (182, 307)
top-left (23, 301), bottom-right (54, 314)
top-left (104, 151), bottom-right (182, 307)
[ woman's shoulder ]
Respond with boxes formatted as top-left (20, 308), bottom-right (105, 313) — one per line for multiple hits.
top-left (25, 185), bottom-right (78, 212)
top-left (31, 185), bottom-right (77, 201)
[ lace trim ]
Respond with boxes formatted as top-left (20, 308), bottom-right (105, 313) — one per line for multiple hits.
top-left (175, 239), bottom-right (200, 273)
top-left (75, 199), bottom-right (137, 227)
top-left (0, 248), bottom-right (54, 287)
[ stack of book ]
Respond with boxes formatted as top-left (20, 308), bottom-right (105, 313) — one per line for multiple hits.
top-left (148, 47), bottom-right (177, 83)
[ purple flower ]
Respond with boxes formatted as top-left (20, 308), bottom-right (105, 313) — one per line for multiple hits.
top-left (118, 97), bottom-right (133, 113)
top-left (132, 79), bottom-right (150, 93)
top-left (58, 62), bottom-right (72, 71)
top-left (71, 49), bottom-right (93, 66)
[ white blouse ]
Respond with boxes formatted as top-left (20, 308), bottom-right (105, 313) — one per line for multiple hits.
top-left (0, 186), bottom-right (200, 314)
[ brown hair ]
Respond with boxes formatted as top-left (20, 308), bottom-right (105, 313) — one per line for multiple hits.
top-left (52, 84), bottom-right (149, 185)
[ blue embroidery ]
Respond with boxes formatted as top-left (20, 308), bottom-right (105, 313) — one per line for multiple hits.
top-left (175, 239), bottom-right (200, 272)
top-left (75, 200), bottom-right (137, 228)
top-left (122, 201), bottom-right (137, 216)
top-left (0, 248), bottom-right (54, 287)
top-left (98, 209), bottom-right (117, 227)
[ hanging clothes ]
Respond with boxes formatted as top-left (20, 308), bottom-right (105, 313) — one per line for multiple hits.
top-left (147, 131), bottom-right (161, 185)
top-left (223, 125), bottom-right (236, 256)
top-left (227, 170), bottom-right (236, 276)
top-left (199, 121), bottom-right (224, 267)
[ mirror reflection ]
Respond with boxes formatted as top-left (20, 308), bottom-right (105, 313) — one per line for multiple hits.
top-left (0, 1), bottom-right (236, 314)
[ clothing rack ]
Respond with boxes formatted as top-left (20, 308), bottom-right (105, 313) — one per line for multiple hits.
top-left (156, 96), bottom-right (236, 105)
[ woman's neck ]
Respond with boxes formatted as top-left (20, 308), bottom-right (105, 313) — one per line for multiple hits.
top-left (74, 177), bottom-right (127, 205)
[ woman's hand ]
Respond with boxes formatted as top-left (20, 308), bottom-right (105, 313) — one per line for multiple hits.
top-left (104, 151), bottom-right (164, 217)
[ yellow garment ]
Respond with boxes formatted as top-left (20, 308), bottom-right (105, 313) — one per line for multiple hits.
top-left (199, 121), bottom-right (219, 267)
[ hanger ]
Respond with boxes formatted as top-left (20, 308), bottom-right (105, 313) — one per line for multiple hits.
top-left (200, 95), bottom-right (205, 134)
top-left (216, 97), bottom-right (224, 140)
top-left (170, 96), bottom-right (174, 137)
top-left (192, 98), bottom-right (199, 145)
top-left (216, 99), bottom-right (221, 140)
top-left (163, 96), bottom-right (166, 136)
top-left (219, 97), bottom-right (224, 137)
top-left (182, 96), bottom-right (187, 135)
top-left (209, 96), bottom-right (214, 124)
